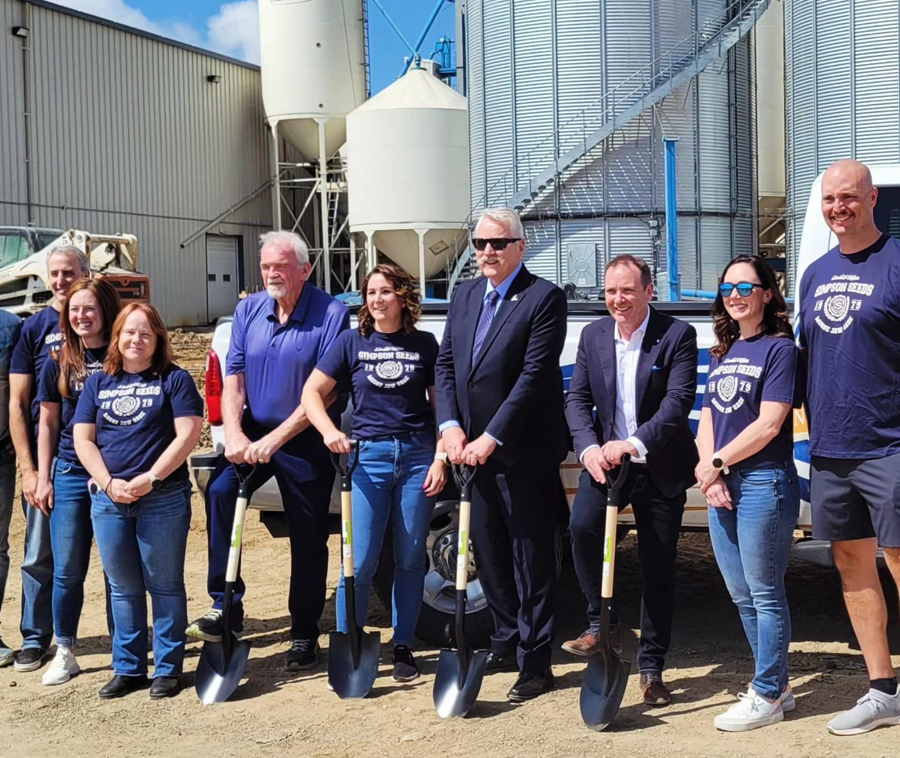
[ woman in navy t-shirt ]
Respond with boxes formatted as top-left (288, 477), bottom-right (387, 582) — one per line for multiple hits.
top-left (303, 264), bottom-right (447, 683)
top-left (35, 278), bottom-right (121, 686)
top-left (696, 256), bottom-right (802, 732)
top-left (73, 303), bottom-right (203, 700)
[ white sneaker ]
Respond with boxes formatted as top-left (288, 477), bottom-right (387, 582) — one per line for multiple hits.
top-left (779, 684), bottom-right (795, 713)
top-left (827, 688), bottom-right (900, 736)
top-left (42, 645), bottom-right (80, 686)
top-left (715, 688), bottom-right (784, 732)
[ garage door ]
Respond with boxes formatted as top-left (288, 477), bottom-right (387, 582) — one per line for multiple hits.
top-left (206, 235), bottom-right (239, 322)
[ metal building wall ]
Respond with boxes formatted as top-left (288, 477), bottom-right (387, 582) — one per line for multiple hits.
top-left (0, 0), bottom-right (275, 325)
top-left (466, 0), bottom-right (757, 296)
top-left (785, 0), bottom-right (900, 289)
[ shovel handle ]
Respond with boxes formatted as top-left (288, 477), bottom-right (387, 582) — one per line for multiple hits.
top-left (226, 465), bottom-right (259, 583)
top-left (600, 455), bottom-right (631, 599)
top-left (331, 441), bottom-right (360, 489)
top-left (455, 495), bottom-right (472, 591)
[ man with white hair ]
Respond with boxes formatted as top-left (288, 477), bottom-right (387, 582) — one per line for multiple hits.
top-left (9, 246), bottom-right (89, 672)
top-left (436, 207), bottom-right (568, 701)
top-left (189, 231), bottom-right (349, 672)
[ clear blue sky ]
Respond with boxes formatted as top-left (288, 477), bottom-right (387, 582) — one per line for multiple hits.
top-left (59, 0), bottom-right (458, 95)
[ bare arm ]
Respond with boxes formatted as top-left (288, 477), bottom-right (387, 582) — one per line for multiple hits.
top-left (35, 401), bottom-right (62, 515)
top-left (222, 373), bottom-right (251, 463)
top-left (10, 374), bottom-right (38, 505)
top-left (716, 401), bottom-right (792, 470)
top-left (300, 368), bottom-right (349, 454)
top-left (73, 422), bottom-right (137, 504)
top-left (424, 387), bottom-right (448, 497)
top-left (124, 416), bottom-right (204, 498)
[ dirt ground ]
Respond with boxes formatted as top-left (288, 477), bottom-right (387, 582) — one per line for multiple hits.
top-left (1, 331), bottom-right (898, 758)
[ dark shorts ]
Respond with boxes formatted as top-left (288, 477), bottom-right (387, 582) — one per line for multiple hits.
top-left (810, 452), bottom-right (900, 547)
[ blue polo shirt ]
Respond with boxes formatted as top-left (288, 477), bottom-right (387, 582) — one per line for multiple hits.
top-left (226, 286), bottom-right (349, 431)
top-left (9, 304), bottom-right (64, 433)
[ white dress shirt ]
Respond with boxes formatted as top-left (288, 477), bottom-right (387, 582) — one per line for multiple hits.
top-left (581, 308), bottom-right (651, 464)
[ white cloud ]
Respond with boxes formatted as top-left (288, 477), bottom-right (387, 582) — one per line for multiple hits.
top-left (206, 1), bottom-right (260, 64)
top-left (53, 0), bottom-right (202, 47)
top-left (50, 1), bottom-right (261, 63)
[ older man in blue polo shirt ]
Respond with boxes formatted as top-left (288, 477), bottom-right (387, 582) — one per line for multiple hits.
top-left (188, 231), bottom-right (349, 671)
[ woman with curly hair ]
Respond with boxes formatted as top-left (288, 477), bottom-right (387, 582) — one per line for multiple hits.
top-left (695, 256), bottom-right (803, 732)
top-left (302, 264), bottom-right (447, 683)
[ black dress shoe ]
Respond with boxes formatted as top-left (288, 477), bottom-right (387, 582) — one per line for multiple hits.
top-left (99, 674), bottom-right (149, 700)
top-left (485, 652), bottom-right (517, 673)
top-left (508, 669), bottom-right (555, 702)
top-left (149, 676), bottom-right (180, 699)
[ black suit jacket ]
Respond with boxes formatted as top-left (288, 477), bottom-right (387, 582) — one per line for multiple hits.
top-left (564, 307), bottom-right (699, 498)
top-left (435, 266), bottom-right (568, 468)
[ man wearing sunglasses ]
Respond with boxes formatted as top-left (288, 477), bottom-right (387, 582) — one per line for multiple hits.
top-left (563, 254), bottom-right (698, 707)
top-left (435, 207), bottom-right (568, 702)
top-left (798, 159), bottom-right (900, 736)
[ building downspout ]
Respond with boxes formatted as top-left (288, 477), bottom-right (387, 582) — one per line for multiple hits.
top-left (21, 2), bottom-right (35, 225)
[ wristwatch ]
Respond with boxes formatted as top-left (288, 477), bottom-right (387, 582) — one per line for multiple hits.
top-left (434, 452), bottom-right (449, 465)
top-left (711, 453), bottom-right (729, 475)
top-left (148, 471), bottom-right (163, 489)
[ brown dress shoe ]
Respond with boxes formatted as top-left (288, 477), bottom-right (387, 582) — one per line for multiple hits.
top-left (561, 630), bottom-right (601, 657)
top-left (640, 672), bottom-right (671, 706)
top-left (561, 627), bottom-right (623, 657)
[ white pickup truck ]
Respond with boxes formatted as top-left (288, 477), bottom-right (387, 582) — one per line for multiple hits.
top-left (190, 164), bottom-right (900, 644)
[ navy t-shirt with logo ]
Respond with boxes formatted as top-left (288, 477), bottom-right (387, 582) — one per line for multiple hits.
top-left (9, 305), bottom-right (64, 431)
top-left (702, 334), bottom-right (801, 470)
top-left (316, 328), bottom-right (439, 440)
top-left (37, 346), bottom-right (107, 464)
top-left (798, 234), bottom-right (900, 459)
top-left (73, 365), bottom-right (204, 481)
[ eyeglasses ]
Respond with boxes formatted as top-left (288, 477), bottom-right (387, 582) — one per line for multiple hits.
top-left (472, 238), bottom-right (521, 251)
top-left (718, 282), bottom-right (764, 298)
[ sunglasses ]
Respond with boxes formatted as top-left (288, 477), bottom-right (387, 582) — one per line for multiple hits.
top-left (719, 282), bottom-right (764, 298)
top-left (472, 237), bottom-right (521, 251)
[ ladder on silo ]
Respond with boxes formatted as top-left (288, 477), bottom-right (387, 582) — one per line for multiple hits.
top-left (507, 0), bottom-right (772, 214)
top-left (449, 0), bottom-right (772, 292)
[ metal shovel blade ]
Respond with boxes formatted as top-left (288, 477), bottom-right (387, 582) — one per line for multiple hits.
top-left (327, 629), bottom-right (381, 699)
top-left (433, 647), bottom-right (488, 718)
top-left (195, 635), bottom-right (252, 705)
top-left (580, 648), bottom-right (631, 731)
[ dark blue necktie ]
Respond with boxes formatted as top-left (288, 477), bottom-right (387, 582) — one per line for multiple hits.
top-left (472, 290), bottom-right (500, 362)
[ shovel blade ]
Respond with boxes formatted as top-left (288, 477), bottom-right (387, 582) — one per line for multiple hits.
top-left (327, 630), bottom-right (381, 699)
top-left (195, 636), bottom-right (252, 705)
top-left (580, 649), bottom-right (631, 731)
top-left (433, 648), bottom-right (488, 718)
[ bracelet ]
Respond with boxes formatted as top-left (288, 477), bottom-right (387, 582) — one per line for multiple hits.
top-left (104, 477), bottom-right (114, 494)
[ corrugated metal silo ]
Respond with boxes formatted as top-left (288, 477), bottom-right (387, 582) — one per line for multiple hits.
top-left (465, 0), bottom-right (758, 297)
top-left (785, 0), bottom-right (900, 288)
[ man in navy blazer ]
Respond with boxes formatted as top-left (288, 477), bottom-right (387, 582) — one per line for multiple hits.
top-left (435, 207), bottom-right (567, 702)
top-left (563, 254), bottom-right (698, 707)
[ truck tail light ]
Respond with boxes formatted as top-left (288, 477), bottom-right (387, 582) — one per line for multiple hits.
top-left (206, 348), bottom-right (224, 426)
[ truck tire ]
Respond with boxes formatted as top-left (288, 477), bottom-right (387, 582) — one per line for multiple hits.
top-left (373, 499), bottom-right (564, 648)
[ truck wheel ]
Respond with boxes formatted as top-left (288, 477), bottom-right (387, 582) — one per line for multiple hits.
top-left (373, 499), bottom-right (564, 648)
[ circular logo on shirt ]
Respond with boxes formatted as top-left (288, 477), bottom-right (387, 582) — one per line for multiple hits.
top-left (375, 360), bottom-right (404, 381)
top-left (823, 294), bottom-right (850, 323)
top-left (112, 395), bottom-right (140, 418)
top-left (717, 375), bottom-right (738, 403)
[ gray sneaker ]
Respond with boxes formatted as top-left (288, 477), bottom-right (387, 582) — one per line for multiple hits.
top-left (0, 638), bottom-right (13, 668)
top-left (827, 688), bottom-right (900, 736)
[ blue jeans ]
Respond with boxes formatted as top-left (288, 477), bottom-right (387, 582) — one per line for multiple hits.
top-left (708, 464), bottom-right (800, 700)
top-left (0, 462), bottom-right (15, 635)
top-left (335, 433), bottom-right (435, 646)
top-left (20, 492), bottom-right (54, 651)
top-left (49, 459), bottom-right (95, 647)
top-left (91, 481), bottom-right (191, 678)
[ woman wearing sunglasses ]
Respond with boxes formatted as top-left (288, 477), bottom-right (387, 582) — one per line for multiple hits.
top-left (695, 256), bottom-right (802, 732)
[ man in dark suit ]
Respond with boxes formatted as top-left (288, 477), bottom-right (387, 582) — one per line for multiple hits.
top-left (435, 207), bottom-right (567, 702)
top-left (563, 254), bottom-right (698, 706)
